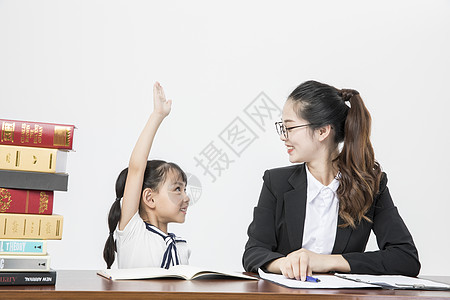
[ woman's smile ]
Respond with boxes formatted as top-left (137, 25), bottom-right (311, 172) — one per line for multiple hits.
top-left (286, 144), bottom-right (294, 154)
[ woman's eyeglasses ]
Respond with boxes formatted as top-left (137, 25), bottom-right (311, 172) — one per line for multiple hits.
top-left (275, 121), bottom-right (313, 139)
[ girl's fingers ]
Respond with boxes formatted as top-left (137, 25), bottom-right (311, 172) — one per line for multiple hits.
top-left (158, 83), bottom-right (166, 101)
top-left (153, 82), bottom-right (159, 101)
top-left (151, 82), bottom-right (171, 116)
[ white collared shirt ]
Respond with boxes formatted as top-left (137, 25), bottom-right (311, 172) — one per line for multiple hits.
top-left (301, 164), bottom-right (340, 255)
top-left (115, 212), bottom-right (190, 269)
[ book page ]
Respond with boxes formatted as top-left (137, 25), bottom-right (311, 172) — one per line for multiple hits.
top-left (98, 265), bottom-right (257, 281)
top-left (169, 265), bottom-right (257, 280)
top-left (98, 267), bottom-right (179, 280)
top-left (258, 269), bottom-right (375, 289)
top-left (169, 265), bottom-right (207, 279)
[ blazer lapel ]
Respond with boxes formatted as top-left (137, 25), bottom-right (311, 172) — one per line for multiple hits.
top-left (331, 216), bottom-right (353, 254)
top-left (284, 164), bottom-right (308, 250)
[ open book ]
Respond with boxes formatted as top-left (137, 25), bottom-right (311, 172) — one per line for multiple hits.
top-left (258, 269), bottom-right (450, 290)
top-left (98, 265), bottom-right (258, 281)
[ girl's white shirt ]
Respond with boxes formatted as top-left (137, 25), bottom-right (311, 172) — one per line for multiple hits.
top-left (302, 164), bottom-right (340, 255)
top-left (115, 212), bottom-right (190, 269)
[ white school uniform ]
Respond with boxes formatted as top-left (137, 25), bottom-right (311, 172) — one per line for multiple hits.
top-left (115, 212), bottom-right (190, 269)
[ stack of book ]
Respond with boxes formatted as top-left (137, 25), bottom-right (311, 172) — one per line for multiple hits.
top-left (0, 119), bottom-right (75, 286)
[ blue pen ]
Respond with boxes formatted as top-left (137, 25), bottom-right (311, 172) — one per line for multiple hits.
top-left (306, 275), bottom-right (320, 283)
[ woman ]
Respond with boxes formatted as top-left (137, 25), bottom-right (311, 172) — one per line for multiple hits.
top-left (242, 80), bottom-right (420, 280)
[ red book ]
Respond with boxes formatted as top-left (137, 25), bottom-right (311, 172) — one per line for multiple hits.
top-left (0, 188), bottom-right (53, 215)
top-left (0, 119), bottom-right (75, 150)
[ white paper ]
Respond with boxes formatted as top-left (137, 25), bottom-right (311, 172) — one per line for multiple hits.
top-left (258, 269), bottom-right (374, 289)
top-left (335, 274), bottom-right (450, 289)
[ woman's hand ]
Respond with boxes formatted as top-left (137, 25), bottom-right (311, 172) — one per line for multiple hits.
top-left (153, 82), bottom-right (172, 118)
top-left (280, 248), bottom-right (323, 281)
top-left (266, 248), bottom-right (350, 281)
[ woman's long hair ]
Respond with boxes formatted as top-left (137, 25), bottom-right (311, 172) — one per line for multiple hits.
top-left (103, 160), bottom-right (187, 268)
top-left (288, 80), bottom-right (382, 228)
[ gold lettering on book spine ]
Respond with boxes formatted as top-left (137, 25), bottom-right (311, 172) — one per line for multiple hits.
top-left (39, 192), bottom-right (49, 214)
top-left (32, 124), bottom-right (43, 144)
top-left (1, 122), bottom-right (15, 142)
top-left (54, 126), bottom-right (72, 147)
top-left (0, 189), bottom-right (12, 213)
top-left (45, 221), bottom-right (52, 235)
top-left (21, 124), bottom-right (31, 143)
top-left (11, 220), bottom-right (19, 233)
top-left (30, 220), bottom-right (36, 234)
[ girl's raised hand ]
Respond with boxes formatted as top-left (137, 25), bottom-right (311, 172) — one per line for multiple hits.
top-left (153, 82), bottom-right (172, 117)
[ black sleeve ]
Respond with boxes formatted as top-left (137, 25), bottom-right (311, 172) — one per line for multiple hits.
top-left (242, 170), bottom-right (285, 273)
top-left (342, 174), bottom-right (421, 276)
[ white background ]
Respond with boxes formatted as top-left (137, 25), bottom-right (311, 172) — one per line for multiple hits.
top-left (1, 0), bottom-right (449, 275)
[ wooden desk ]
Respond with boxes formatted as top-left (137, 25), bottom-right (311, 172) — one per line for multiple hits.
top-left (0, 270), bottom-right (449, 299)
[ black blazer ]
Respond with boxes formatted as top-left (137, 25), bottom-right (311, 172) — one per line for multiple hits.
top-left (242, 164), bottom-right (420, 276)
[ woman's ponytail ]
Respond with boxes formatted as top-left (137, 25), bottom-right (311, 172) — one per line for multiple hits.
top-left (336, 89), bottom-right (382, 228)
top-left (103, 168), bottom-right (128, 269)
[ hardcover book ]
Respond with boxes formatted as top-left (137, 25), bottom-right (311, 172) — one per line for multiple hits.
top-left (0, 213), bottom-right (63, 240)
top-left (0, 270), bottom-right (56, 285)
top-left (0, 255), bottom-right (50, 272)
top-left (0, 119), bottom-right (74, 150)
top-left (0, 145), bottom-right (67, 173)
top-left (0, 239), bottom-right (47, 255)
top-left (97, 265), bottom-right (257, 281)
top-left (0, 188), bottom-right (53, 215)
top-left (0, 170), bottom-right (68, 191)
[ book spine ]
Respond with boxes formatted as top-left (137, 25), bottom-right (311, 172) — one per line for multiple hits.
top-left (0, 239), bottom-right (47, 255)
top-left (0, 270), bottom-right (56, 285)
top-left (0, 119), bottom-right (74, 150)
top-left (0, 213), bottom-right (63, 240)
top-left (0, 188), bottom-right (53, 215)
top-left (0, 170), bottom-right (68, 191)
top-left (0, 255), bottom-right (50, 272)
top-left (0, 145), bottom-right (67, 173)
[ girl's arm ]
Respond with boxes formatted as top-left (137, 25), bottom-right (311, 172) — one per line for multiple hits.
top-left (118, 82), bottom-right (172, 230)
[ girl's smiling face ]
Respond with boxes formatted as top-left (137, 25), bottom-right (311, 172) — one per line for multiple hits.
top-left (152, 171), bottom-right (190, 224)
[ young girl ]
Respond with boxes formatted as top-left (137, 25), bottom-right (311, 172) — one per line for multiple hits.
top-left (103, 82), bottom-right (190, 269)
top-left (243, 80), bottom-right (420, 280)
